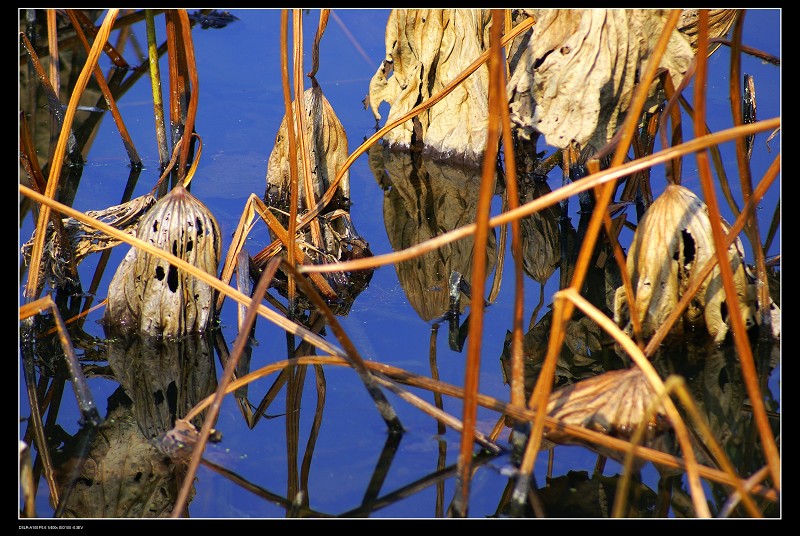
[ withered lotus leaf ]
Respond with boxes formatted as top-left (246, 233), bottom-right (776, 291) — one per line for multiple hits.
top-left (613, 184), bottom-right (759, 343)
top-left (265, 81), bottom-right (350, 227)
top-left (547, 367), bottom-right (669, 439)
top-left (103, 184), bottom-right (221, 338)
top-left (507, 9), bottom-right (696, 151)
top-left (21, 194), bottom-right (156, 290)
top-left (367, 9), bottom-right (491, 166)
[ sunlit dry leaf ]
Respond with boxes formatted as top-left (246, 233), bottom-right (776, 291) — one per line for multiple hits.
top-left (613, 184), bottom-right (778, 344)
top-left (103, 184), bottom-right (221, 338)
top-left (507, 9), bottom-right (695, 150)
top-left (265, 81), bottom-right (350, 229)
top-left (368, 9), bottom-right (491, 166)
top-left (20, 194), bottom-right (156, 289)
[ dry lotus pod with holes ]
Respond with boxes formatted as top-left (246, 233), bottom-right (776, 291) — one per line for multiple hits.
top-left (613, 184), bottom-right (757, 344)
top-left (103, 184), bottom-right (221, 338)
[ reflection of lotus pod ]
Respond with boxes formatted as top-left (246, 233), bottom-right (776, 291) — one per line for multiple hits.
top-left (107, 333), bottom-right (217, 440)
top-left (380, 151), bottom-right (497, 322)
top-left (56, 399), bottom-right (183, 518)
top-left (264, 81), bottom-right (350, 231)
top-left (613, 184), bottom-right (755, 343)
top-left (103, 184), bottom-right (221, 338)
top-left (519, 180), bottom-right (561, 283)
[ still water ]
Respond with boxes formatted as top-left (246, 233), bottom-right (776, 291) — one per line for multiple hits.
top-left (19, 9), bottom-right (781, 519)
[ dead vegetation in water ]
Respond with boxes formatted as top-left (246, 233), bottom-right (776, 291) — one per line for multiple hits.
top-left (19, 8), bottom-right (780, 519)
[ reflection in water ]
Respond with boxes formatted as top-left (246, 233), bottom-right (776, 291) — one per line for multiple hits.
top-left (43, 333), bottom-right (217, 518)
top-left (370, 147), bottom-right (498, 324)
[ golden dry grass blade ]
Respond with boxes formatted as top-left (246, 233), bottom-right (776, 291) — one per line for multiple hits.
top-left (20, 184), bottom-right (348, 359)
top-left (24, 9), bottom-right (119, 300)
top-left (454, 10), bottom-right (505, 516)
top-left (299, 117), bottom-right (779, 276)
top-left (693, 11), bottom-right (779, 490)
top-left (179, 354), bottom-right (778, 505)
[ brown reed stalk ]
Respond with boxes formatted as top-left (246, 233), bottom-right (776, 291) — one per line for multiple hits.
top-left (173, 256), bottom-right (283, 517)
top-left (280, 10), bottom-right (299, 308)
top-left (46, 10), bottom-right (59, 96)
top-left (308, 9), bottom-right (329, 79)
top-left (292, 9), bottom-right (324, 251)
top-left (692, 10), bottom-right (779, 489)
top-left (65, 9), bottom-right (141, 166)
top-left (496, 14), bottom-right (527, 412)
top-left (453, 9), bottom-right (506, 517)
top-left (181, 354), bottom-right (778, 504)
top-left (728, 13), bottom-right (771, 330)
top-left (24, 9), bottom-right (119, 300)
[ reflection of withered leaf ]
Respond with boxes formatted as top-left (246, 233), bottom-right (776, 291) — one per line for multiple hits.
top-left (378, 149), bottom-right (497, 322)
top-left (519, 180), bottom-right (560, 284)
top-left (537, 470), bottom-right (658, 518)
top-left (103, 184), bottom-right (221, 338)
top-left (57, 400), bottom-right (182, 518)
top-left (613, 184), bottom-right (772, 344)
top-left (501, 309), bottom-right (608, 395)
top-left (507, 9), bottom-right (696, 150)
top-left (21, 194), bottom-right (156, 289)
top-left (368, 9), bottom-right (491, 166)
top-left (107, 333), bottom-right (217, 440)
